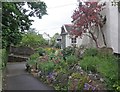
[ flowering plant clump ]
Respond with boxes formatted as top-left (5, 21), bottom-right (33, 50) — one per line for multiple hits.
top-left (83, 83), bottom-right (96, 90)
top-left (27, 47), bottom-right (110, 91)
top-left (68, 72), bottom-right (89, 90)
top-left (46, 71), bottom-right (57, 84)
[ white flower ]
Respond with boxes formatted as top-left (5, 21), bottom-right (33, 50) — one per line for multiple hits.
top-left (100, 78), bottom-right (104, 82)
top-left (69, 76), bottom-right (72, 79)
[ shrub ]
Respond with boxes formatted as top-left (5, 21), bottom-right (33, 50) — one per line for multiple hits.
top-left (83, 48), bottom-right (98, 57)
top-left (79, 48), bottom-right (119, 90)
top-left (30, 53), bottom-right (39, 60)
top-left (79, 56), bottom-right (100, 72)
top-left (27, 53), bottom-right (39, 66)
top-left (96, 55), bottom-right (118, 89)
top-left (113, 80), bottom-right (120, 92)
top-left (68, 73), bottom-right (89, 90)
top-left (66, 55), bottom-right (78, 65)
top-left (39, 61), bottom-right (55, 74)
top-left (61, 46), bottom-right (75, 57)
top-left (36, 47), bottom-right (46, 56)
top-left (44, 48), bottom-right (51, 55)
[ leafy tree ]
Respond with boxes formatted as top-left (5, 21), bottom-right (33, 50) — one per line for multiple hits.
top-left (71, 1), bottom-right (106, 48)
top-left (50, 33), bottom-right (60, 47)
top-left (2, 2), bottom-right (47, 50)
top-left (19, 28), bottom-right (48, 49)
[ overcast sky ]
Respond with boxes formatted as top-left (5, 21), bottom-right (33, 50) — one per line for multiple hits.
top-left (30, 0), bottom-right (78, 39)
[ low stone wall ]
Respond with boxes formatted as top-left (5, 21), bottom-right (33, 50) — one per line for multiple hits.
top-left (10, 46), bottom-right (34, 57)
top-left (8, 46), bottom-right (34, 62)
top-left (8, 55), bottom-right (28, 62)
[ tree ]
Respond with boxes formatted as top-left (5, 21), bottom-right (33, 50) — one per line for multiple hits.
top-left (2, 2), bottom-right (47, 50)
top-left (50, 33), bottom-right (60, 47)
top-left (71, 1), bottom-right (106, 48)
top-left (19, 28), bottom-right (48, 48)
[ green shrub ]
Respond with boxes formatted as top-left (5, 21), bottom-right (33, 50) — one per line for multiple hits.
top-left (39, 61), bottom-right (55, 74)
top-left (68, 73), bottom-right (89, 90)
top-left (96, 55), bottom-right (118, 89)
top-left (27, 53), bottom-right (39, 66)
top-left (49, 53), bottom-right (55, 60)
top-left (113, 80), bottom-right (120, 92)
top-left (79, 48), bottom-right (119, 90)
top-left (66, 55), bottom-right (78, 65)
top-left (79, 56), bottom-right (100, 72)
top-left (83, 48), bottom-right (98, 57)
top-left (30, 53), bottom-right (39, 60)
top-left (46, 48), bottom-right (56, 54)
top-left (36, 47), bottom-right (46, 56)
top-left (59, 60), bottom-right (68, 68)
top-left (61, 46), bottom-right (75, 57)
top-left (54, 60), bottom-right (68, 73)
top-left (27, 59), bottom-right (36, 66)
top-left (97, 56), bottom-right (118, 79)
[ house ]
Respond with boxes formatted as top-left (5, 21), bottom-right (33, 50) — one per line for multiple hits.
top-left (84, 0), bottom-right (120, 54)
top-left (60, 24), bottom-right (82, 49)
top-left (102, 0), bottom-right (120, 54)
top-left (61, 0), bottom-right (120, 54)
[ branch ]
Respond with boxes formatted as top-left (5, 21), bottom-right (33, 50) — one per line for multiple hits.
top-left (83, 33), bottom-right (92, 39)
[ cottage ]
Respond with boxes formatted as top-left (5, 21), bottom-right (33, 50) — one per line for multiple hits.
top-left (60, 24), bottom-right (82, 49)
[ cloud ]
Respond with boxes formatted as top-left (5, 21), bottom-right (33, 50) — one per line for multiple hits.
top-left (30, 0), bottom-right (78, 37)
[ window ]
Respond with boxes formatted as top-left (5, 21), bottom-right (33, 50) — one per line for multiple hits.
top-left (71, 38), bottom-right (76, 44)
top-left (57, 39), bottom-right (61, 41)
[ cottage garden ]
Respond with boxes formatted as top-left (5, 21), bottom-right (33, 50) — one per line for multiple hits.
top-left (25, 46), bottom-right (119, 91)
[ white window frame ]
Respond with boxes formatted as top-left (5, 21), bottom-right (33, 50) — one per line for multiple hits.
top-left (71, 37), bottom-right (77, 44)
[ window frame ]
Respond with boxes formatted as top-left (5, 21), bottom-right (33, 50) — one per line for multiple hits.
top-left (71, 37), bottom-right (77, 44)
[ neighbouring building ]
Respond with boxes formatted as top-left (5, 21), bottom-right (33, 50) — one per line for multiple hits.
top-left (60, 24), bottom-right (82, 49)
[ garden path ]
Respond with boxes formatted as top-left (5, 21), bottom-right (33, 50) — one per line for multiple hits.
top-left (4, 62), bottom-right (54, 91)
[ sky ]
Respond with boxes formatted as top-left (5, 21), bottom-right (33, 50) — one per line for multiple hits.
top-left (29, 0), bottom-right (78, 39)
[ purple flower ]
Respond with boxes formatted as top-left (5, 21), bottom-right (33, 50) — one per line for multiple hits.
top-left (84, 83), bottom-right (90, 90)
top-left (84, 83), bottom-right (96, 90)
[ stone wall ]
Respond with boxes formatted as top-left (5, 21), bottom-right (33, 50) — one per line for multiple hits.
top-left (8, 46), bottom-right (34, 62)
top-left (9, 46), bottom-right (34, 57)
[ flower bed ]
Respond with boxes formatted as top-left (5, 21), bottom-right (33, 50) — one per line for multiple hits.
top-left (26, 47), bottom-right (119, 91)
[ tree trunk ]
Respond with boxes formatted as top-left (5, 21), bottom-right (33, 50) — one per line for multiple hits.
top-left (98, 24), bottom-right (107, 47)
top-left (89, 31), bottom-right (99, 48)
top-left (88, 24), bottom-right (99, 48)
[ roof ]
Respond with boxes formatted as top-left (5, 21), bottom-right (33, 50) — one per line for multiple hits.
top-left (61, 24), bottom-right (75, 35)
top-left (64, 24), bottom-right (74, 32)
top-left (61, 24), bottom-right (77, 35)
